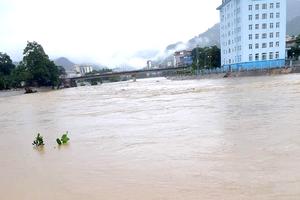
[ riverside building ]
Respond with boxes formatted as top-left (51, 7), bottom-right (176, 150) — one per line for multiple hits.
top-left (217, 0), bottom-right (286, 70)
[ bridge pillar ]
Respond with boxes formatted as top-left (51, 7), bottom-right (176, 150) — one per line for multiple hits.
top-left (70, 79), bottom-right (77, 87)
top-left (132, 74), bottom-right (137, 82)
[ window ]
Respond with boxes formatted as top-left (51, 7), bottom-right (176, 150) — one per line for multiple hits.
top-left (276, 12), bottom-right (280, 18)
top-left (276, 3), bottom-right (280, 8)
top-left (249, 44), bottom-right (253, 49)
top-left (270, 23), bottom-right (274, 29)
top-left (270, 3), bottom-right (274, 9)
top-left (249, 54), bottom-right (253, 61)
top-left (269, 42), bottom-right (274, 47)
top-left (275, 52), bottom-right (279, 59)
top-left (255, 34), bottom-right (259, 39)
top-left (276, 32), bottom-right (280, 38)
top-left (262, 43), bottom-right (267, 48)
top-left (262, 3), bottom-right (267, 9)
top-left (262, 53), bottom-right (267, 60)
top-left (270, 13), bottom-right (274, 19)
top-left (238, 55), bottom-right (242, 62)
top-left (255, 4), bottom-right (259, 10)
top-left (249, 5), bottom-right (253, 11)
top-left (262, 13), bottom-right (267, 19)
top-left (255, 24), bottom-right (259, 29)
top-left (249, 34), bottom-right (253, 40)
top-left (276, 22), bottom-right (280, 28)
top-left (276, 42), bottom-right (279, 47)
top-left (269, 52), bottom-right (274, 59)
top-left (255, 53), bottom-right (259, 61)
top-left (270, 33), bottom-right (274, 38)
top-left (255, 14), bottom-right (259, 20)
top-left (262, 33), bottom-right (267, 39)
top-left (255, 43), bottom-right (259, 49)
top-left (262, 23), bottom-right (267, 29)
top-left (249, 15), bottom-right (252, 20)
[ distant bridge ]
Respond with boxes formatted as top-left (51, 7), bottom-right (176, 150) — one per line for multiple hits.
top-left (65, 66), bottom-right (191, 86)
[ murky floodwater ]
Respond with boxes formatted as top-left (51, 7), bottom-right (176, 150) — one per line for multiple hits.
top-left (1, 75), bottom-right (300, 200)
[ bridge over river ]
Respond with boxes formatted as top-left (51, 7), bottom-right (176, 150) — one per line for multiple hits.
top-left (64, 66), bottom-right (191, 87)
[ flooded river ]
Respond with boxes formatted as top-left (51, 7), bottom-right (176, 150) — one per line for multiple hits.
top-left (1, 75), bottom-right (300, 200)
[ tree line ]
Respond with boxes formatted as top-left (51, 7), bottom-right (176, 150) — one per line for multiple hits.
top-left (0, 41), bottom-right (65, 90)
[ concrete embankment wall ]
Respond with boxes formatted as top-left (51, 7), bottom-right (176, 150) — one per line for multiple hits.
top-left (168, 66), bottom-right (300, 80)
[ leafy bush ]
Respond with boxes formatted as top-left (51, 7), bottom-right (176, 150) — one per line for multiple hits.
top-left (56, 132), bottom-right (70, 145)
top-left (32, 133), bottom-right (45, 147)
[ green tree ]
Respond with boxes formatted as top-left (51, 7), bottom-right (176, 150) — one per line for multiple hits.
top-left (0, 53), bottom-right (15, 75)
top-left (10, 63), bottom-right (32, 88)
top-left (296, 35), bottom-right (300, 46)
top-left (0, 53), bottom-right (15, 90)
top-left (191, 46), bottom-right (221, 71)
top-left (288, 34), bottom-right (300, 60)
top-left (22, 41), bottom-right (61, 87)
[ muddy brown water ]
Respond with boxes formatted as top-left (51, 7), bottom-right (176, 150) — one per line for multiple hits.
top-left (1, 75), bottom-right (300, 200)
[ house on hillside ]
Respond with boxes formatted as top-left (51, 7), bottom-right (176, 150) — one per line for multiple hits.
top-left (174, 50), bottom-right (193, 67)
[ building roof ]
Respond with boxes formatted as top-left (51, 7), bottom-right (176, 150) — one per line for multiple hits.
top-left (217, 0), bottom-right (232, 10)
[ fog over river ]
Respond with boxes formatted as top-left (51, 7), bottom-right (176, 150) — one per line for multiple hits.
top-left (1, 75), bottom-right (300, 200)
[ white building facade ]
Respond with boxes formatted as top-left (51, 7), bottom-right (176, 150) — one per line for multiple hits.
top-left (75, 65), bottom-right (93, 75)
top-left (217, 0), bottom-right (286, 70)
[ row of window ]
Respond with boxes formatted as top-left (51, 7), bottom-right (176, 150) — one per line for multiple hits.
top-left (249, 41), bottom-right (280, 49)
top-left (223, 52), bottom-right (280, 65)
top-left (249, 22), bottom-right (280, 30)
top-left (249, 2), bottom-right (280, 11)
top-left (249, 12), bottom-right (280, 21)
top-left (249, 52), bottom-right (280, 61)
top-left (249, 32), bottom-right (280, 40)
top-left (223, 46), bottom-right (242, 55)
top-left (222, 32), bottom-right (280, 47)
top-left (223, 39), bottom-right (281, 54)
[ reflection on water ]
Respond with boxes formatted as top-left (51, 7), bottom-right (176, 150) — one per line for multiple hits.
top-left (1, 75), bottom-right (300, 200)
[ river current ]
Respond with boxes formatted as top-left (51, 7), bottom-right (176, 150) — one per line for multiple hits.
top-left (1, 75), bottom-right (300, 200)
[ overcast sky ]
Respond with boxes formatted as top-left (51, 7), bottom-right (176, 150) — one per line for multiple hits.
top-left (0, 0), bottom-right (220, 67)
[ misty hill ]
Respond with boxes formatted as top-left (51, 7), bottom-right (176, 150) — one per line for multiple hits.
top-left (287, 0), bottom-right (300, 21)
top-left (186, 23), bottom-right (220, 49)
top-left (164, 0), bottom-right (300, 53)
top-left (287, 16), bottom-right (300, 36)
top-left (54, 57), bottom-right (75, 72)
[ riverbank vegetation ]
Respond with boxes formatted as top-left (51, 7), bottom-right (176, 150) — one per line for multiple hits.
top-left (288, 35), bottom-right (300, 59)
top-left (0, 41), bottom-right (65, 90)
top-left (191, 45), bottom-right (221, 71)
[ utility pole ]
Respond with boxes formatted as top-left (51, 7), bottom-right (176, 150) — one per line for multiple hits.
top-left (196, 45), bottom-right (199, 75)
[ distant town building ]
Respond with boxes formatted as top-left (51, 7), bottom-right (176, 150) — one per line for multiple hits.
top-left (286, 35), bottom-right (297, 49)
top-left (167, 61), bottom-right (173, 67)
top-left (147, 60), bottom-right (152, 69)
top-left (217, 0), bottom-right (286, 70)
top-left (75, 65), bottom-right (93, 75)
top-left (174, 50), bottom-right (193, 67)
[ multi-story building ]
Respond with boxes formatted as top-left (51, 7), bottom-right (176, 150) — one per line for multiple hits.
top-left (217, 0), bottom-right (286, 71)
top-left (75, 65), bottom-right (93, 75)
top-left (147, 60), bottom-right (152, 69)
top-left (174, 50), bottom-right (193, 67)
